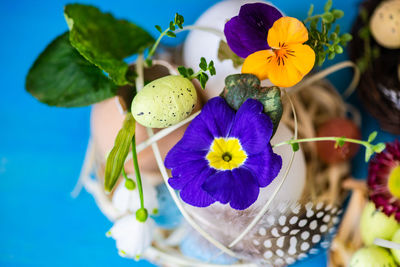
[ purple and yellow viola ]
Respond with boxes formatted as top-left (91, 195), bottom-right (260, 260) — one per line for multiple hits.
top-left (224, 3), bottom-right (316, 87)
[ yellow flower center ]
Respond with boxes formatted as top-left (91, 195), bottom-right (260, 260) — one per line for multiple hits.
top-left (206, 137), bottom-right (247, 171)
top-left (388, 165), bottom-right (400, 198)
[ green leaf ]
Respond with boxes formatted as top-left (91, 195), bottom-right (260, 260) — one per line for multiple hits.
top-left (199, 57), bottom-right (208, 71)
top-left (169, 21), bottom-right (175, 31)
top-left (365, 147), bottom-right (374, 162)
top-left (177, 66), bottom-right (188, 77)
top-left (221, 74), bottom-right (282, 135)
top-left (335, 137), bottom-right (346, 148)
top-left (217, 40), bottom-right (245, 68)
top-left (104, 113), bottom-right (136, 192)
top-left (26, 32), bottom-right (118, 107)
top-left (368, 131), bottom-right (378, 142)
top-left (332, 9), bottom-right (344, 19)
top-left (335, 45), bottom-right (343, 54)
top-left (373, 143), bottom-right (386, 153)
top-left (174, 13), bottom-right (184, 28)
top-left (324, 0), bottom-right (332, 12)
top-left (322, 12), bottom-right (334, 23)
top-left (291, 141), bottom-right (300, 152)
top-left (198, 72), bottom-right (209, 89)
top-left (64, 4), bottom-right (154, 86)
top-left (166, 31), bottom-right (176, 38)
top-left (307, 4), bottom-right (314, 17)
top-left (155, 25), bottom-right (162, 33)
top-left (340, 33), bottom-right (353, 42)
top-left (209, 61), bottom-right (216, 76)
top-left (187, 68), bottom-right (194, 76)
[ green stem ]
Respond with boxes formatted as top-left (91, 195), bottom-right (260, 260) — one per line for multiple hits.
top-left (121, 167), bottom-right (129, 180)
top-left (272, 136), bottom-right (371, 149)
top-left (131, 134), bottom-right (145, 211)
top-left (187, 70), bottom-right (202, 80)
top-left (146, 29), bottom-right (168, 63)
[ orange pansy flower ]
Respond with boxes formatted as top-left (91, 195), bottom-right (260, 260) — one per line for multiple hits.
top-left (241, 17), bottom-right (315, 87)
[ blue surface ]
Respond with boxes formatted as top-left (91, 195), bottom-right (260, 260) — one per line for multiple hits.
top-left (1, 0), bottom-right (399, 266)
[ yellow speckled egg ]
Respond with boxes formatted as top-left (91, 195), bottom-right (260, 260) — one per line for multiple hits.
top-left (370, 0), bottom-right (400, 49)
top-left (132, 75), bottom-right (197, 128)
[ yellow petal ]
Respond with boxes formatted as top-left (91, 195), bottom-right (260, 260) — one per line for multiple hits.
top-left (241, 50), bottom-right (274, 81)
top-left (267, 17), bottom-right (309, 48)
top-left (266, 43), bottom-right (315, 87)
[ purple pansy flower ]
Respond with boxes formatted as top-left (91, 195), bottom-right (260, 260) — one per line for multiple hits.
top-left (164, 97), bottom-right (282, 210)
top-left (224, 3), bottom-right (283, 58)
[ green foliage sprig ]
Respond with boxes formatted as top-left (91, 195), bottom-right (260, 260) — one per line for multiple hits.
top-left (274, 131), bottom-right (386, 162)
top-left (304, 0), bottom-right (352, 66)
top-left (146, 13), bottom-right (184, 66)
top-left (177, 57), bottom-right (216, 89)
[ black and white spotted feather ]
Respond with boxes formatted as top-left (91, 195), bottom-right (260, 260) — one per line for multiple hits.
top-left (185, 199), bottom-right (343, 266)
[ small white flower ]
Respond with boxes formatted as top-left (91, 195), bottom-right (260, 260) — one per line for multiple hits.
top-left (112, 174), bottom-right (158, 215)
top-left (107, 215), bottom-right (154, 259)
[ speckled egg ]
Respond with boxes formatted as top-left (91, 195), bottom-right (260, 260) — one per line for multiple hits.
top-left (349, 246), bottom-right (396, 267)
top-left (370, 0), bottom-right (400, 49)
top-left (131, 75), bottom-right (197, 128)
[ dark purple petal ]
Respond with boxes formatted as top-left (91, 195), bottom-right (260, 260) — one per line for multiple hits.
top-left (178, 168), bottom-right (216, 207)
top-left (201, 171), bottom-right (233, 204)
top-left (199, 97), bottom-right (235, 138)
top-left (202, 168), bottom-right (259, 210)
top-left (230, 99), bottom-right (273, 154)
top-left (165, 145), bottom-right (208, 169)
top-left (230, 168), bottom-right (259, 210)
top-left (244, 144), bottom-right (282, 187)
top-left (224, 3), bottom-right (283, 58)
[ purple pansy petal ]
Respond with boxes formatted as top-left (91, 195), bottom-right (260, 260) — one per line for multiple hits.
top-left (199, 97), bottom-right (235, 138)
top-left (230, 99), bottom-right (273, 154)
top-left (224, 3), bottom-right (283, 58)
top-left (179, 168), bottom-right (216, 207)
top-left (245, 144), bottom-right (282, 187)
top-left (230, 168), bottom-right (260, 210)
top-left (165, 145), bottom-right (207, 169)
top-left (201, 171), bottom-right (233, 204)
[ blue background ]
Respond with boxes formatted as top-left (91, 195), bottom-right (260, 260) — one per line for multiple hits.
top-left (1, 0), bottom-right (399, 266)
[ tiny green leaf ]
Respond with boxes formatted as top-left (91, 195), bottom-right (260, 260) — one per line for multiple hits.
top-left (209, 62), bottom-right (216, 76)
top-left (322, 12), bottom-right (334, 23)
top-left (155, 25), bottom-right (162, 33)
top-left (166, 31), bottom-right (176, 38)
top-left (291, 142), bottom-right (300, 152)
top-left (198, 73), bottom-right (209, 89)
top-left (335, 45), bottom-right (343, 54)
top-left (199, 57), bottom-right (208, 71)
top-left (25, 32), bottom-right (118, 107)
top-left (373, 143), bottom-right (386, 153)
top-left (187, 68), bottom-right (194, 76)
top-left (324, 0), bottom-right (333, 12)
top-left (307, 4), bottom-right (314, 17)
top-left (332, 9), bottom-right (344, 19)
top-left (177, 66), bottom-right (188, 77)
top-left (64, 4), bottom-right (154, 86)
top-left (335, 137), bottom-right (346, 148)
top-left (368, 131), bottom-right (378, 143)
top-left (365, 147), bottom-right (374, 162)
top-left (340, 33), bottom-right (353, 42)
top-left (104, 113), bottom-right (136, 192)
top-left (169, 21), bottom-right (175, 31)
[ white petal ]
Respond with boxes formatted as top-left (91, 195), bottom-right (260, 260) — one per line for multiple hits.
top-left (108, 215), bottom-right (154, 258)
